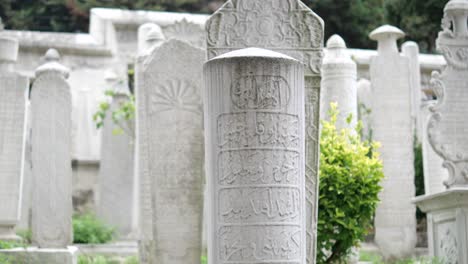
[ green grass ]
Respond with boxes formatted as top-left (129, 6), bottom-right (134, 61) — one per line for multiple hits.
top-left (73, 214), bottom-right (115, 244)
top-left (78, 255), bottom-right (139, 264)
top-left (359, 251), bottom-right (443, 264)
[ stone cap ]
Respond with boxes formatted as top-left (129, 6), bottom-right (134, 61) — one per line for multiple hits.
top-left (326, 34), bottom-right (346, 49)
top-left (369, 25), bottom-right (405, 41)
top-left (445, 0), bottom-right (468, 12)
top-left (35, 49), bottom-right (70, 78)
top-left (210, 47), bottom-right (299, 62)
top-left (0, 18), bottom-right (19, 63)
top-left (104, 69), bottom-right (130, 96)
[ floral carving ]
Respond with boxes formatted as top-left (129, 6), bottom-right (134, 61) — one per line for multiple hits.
top-left (164, 19), bottom-right (205, 48)
top-left (149, 79), bottom-right (202, 114)
top-left (439, 226), bottom-right (458, 264)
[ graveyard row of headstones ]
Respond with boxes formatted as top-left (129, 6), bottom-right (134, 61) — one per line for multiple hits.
top-left (0, 0), bottom-right (467, 263)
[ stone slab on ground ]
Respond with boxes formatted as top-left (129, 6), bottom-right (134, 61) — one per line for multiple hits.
top-left (0, 246), bottom-right (78, 264)
top-left (74, 241), bottom-right (138, 257)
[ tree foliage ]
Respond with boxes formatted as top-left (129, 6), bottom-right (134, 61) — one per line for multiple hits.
top-left (317, 103), bottom-right (384, 264)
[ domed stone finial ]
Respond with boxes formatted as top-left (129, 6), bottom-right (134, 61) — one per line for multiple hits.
top-left (137, 23), bottom-right (165, 56)
top-left (326, 34), bottom-right (346, 49)
top-left (35, 49), bottom-right (69, 78)
top-left (369, 25), bottom-right (405, 54)
top-left (443, 0), bottom-right (468, 37)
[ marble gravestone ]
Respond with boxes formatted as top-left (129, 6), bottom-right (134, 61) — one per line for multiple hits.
top-left (97, 70), bottom-right (135, 239)
top-left (402, 41), bottom-right (423, 142)
top-left (357, 79), bottom-right (372, 141)
top-left (135, 22), bottom-right (166, 264)
top-left (204, 47), bottom-right (306, 264)
top-left (31, 49), bottom-right (73, 248)
top-left (420, 100), bottom-right (447, 194)
top-left (206, 2), bottom-right (324, 262)
top-left (321, 34), bottom-right (357, 130)
top-left (415, 1), bottom-right (468, 262)
top-left (0, 27), bottom-right (28, 241)
top-left (369, 25), bottom-right (417, 259)
top-left (136, 39), bottom-right (204, 264)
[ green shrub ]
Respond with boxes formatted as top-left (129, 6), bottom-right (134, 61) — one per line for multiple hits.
top-left (201, 255), bottom-right (207, 264)
top-left (317, 103), bottom-right (384, 264)
top-left (73, 214), bottom-right (115, 244)
top-left (124, 256), bottom-right (139, 264)
top-left (16, 229), bottom-right (32, 244)
top-left (78, 255), bottom-right (139, 264)
top-left (0, 240), bottom-right (26, 250)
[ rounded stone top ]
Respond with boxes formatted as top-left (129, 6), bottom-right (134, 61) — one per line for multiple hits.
top-left (146, 26), bottom-right (165, 42)
top-left (369, 25), bottom-right (405, 41)
top-left (210, 47), bottom-right (298, 62)
top-left (35, 49), bottom-right (70, 78)
top-left (326, 34), bottom-right (346, 49)
top-left (445, 0), bottom-right (468, 12)
top-left (104, 69), bottom-right (118, 82)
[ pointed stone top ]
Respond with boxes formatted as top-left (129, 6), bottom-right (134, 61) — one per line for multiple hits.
top-left (369, 25), bottom-right (405, 41)
top-left (445, 0), bottom-right (468, 12)
top-left (326, 34), bottom-right (346, 49)
top-left (35, 49), bottom-right (69, 78)
top-left (210, 47), bottom-right (298, 62)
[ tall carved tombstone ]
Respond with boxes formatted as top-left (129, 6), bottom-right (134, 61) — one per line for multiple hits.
top-left (97, 70), bottom-right (135, 239)
top-left (357, 78), bottom-right (372, 141)
top-left (31, 49), bottom-right (73, 248)
top-left (204, 47), bottom-right (306, 264)
top-left (135, 23), bottom-right (165, 264)
top-left (136, 39), bottom-right (204, 264)
top-left (415, 1), bottom-right (468, 262)
top-left (321, 34), bottom-right (357, 129)
top-left (420, 100), bottom-right (447, 194)
top-left (402, 41), bottom-right (423, 142)
top-left (206, 2), bottom-right (324, 262)
top-left (0, 23), bottom-right (28, 241)
top-left (369, 25), bottom-right (417, 259)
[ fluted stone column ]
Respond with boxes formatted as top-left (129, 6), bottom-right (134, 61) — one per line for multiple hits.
top-left (31, 49), bottom-right (73, 248)
top-left (370, 25), bottom-right (417, 259)
top-left (321, 34), bottom-right (357, 129)
top-left (0, 23), bottom-right (28, 241)
top-left (204, 48), bottom-right (306, 264)
top-left (415, 1), bottom-right (468, 262)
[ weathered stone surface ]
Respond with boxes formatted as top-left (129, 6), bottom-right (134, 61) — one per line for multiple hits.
top-left (321, 34), bottom-right (357, 129)
top-left (97, 70), bottom-right (135, 239)
top-left (357, 78), bottom-right (372, 141)
top-left (421, 101), bottom-right (447, 194)
top-left (204, 48), bottom-right (306, 264)
top-left (135, 23), bottom-right (166, 264)
top-left (136, 39), bottom-right (204, 264)
top-left (402, 41), bottom-right (423, 143)
top-left (414, 3), bottom-right (468, 262)
top-left (369, 25), bottom-right (417, 259)
top-left (0, 246), bottom-right (78, 264)
top-left (163, 18), bottom-right (205, 48)
top-left (206, 2), bottom-right (323, 262)
top-left (18, 101), bottom-right (32, 230)
top-left (0, 30), bottom-right (28, 241)
top-left (31, 49), bottom-right (73, 248)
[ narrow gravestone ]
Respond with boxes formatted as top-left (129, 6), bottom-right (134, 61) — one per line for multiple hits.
top-left (321, 34), bottom-right (357, 129)
top-left (0, 27), bottom-right (28, 241)
top-left (369, 25), bottom-right (417, 259)
top-left (206, 2), bottom-right (324, 262)
top-left (31, 49), bottom-right (73, 248)
top-left (420, 100), bottom-right (447, 194)
top-left (136, 39), bottom-right (204, 264)
top-left (414, 2), bottom-right (468, 262)
top-left (204, 47), bottom-right (306, 264)
top-left (402, 41), bottom-right (423, 142)
top-left (135, 23), bottom-right (166, 264)
top-left (357, 78), bottom-right (372, 141)
top-left (97, 70), bottom-right (135, 239)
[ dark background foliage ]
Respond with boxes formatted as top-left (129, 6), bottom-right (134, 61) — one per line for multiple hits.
top-left (1, 0), bottom-right (448, 52)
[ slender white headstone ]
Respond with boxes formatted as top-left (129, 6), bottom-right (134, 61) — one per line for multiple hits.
top-left (321, 34), bottom-right (357, 129)
top-left (206, 2), bottom-right (324, 262)
top-left (414, 2), bottom-right (468, 262)
top-left (31, 49), bottom-right (73, 248)
top-left (204, 47), bottom-right (306, 264)
top-left (357, 78), bottom-right (372, 140)
top-left (402, 41), bottom-right (423, 142)
top-left (97, 70), bottom-right (135, 239)
top-left (420, 101), bottom-right (447, 194)
top-left (136, 39), bottom-right (204, 264)
top-left (0, 27), bottom-right (28, 241)
top-left (135, 23), bottom-right (166, 264)
top-left (370, 25), bottom-right (417, 259)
